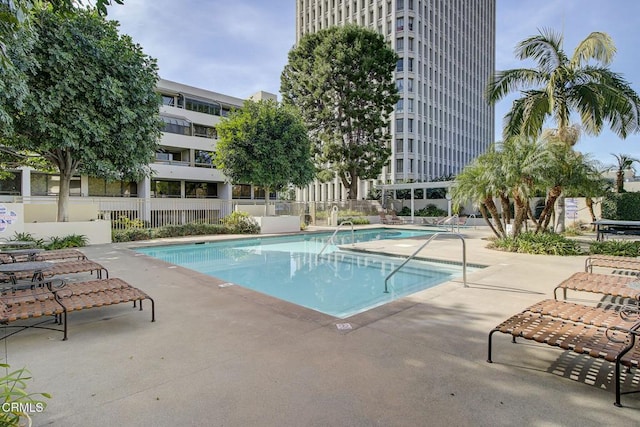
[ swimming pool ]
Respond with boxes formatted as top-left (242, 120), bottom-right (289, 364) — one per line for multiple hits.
top-left (136, 228), bottom-right (475, 318)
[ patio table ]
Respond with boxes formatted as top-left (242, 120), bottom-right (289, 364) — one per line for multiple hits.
top-left (0, 248), bottom-right (44, 262)
top-left (0, 240), bottom-right (37, 249)
top-left (0, 261), bottom-right (53, 285)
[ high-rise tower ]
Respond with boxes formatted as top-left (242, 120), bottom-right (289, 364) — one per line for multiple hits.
top-left (295, 0), bottom-right (495, 200)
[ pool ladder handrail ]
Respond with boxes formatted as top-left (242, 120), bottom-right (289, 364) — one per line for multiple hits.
top-left (384, 232), bottom-right (467, 293)
top-left (317, 221), bottom-right (354, 257)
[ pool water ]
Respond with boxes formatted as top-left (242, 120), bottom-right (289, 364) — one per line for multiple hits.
top-left (136, 228), bottom-right (474, 318)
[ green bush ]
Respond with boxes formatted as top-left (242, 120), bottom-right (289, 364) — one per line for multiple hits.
top-left (398, 204), bottom-right (447, 217)
top-left (589, 240), bottom-right (640, 257)
top-left (489, 231), bottom-right (583, 256)
top-left (338, 217), bottom-right (370, 225)
top-left (43, 234), bottom-right (88, 250)
top-left (112, 228), bottom-right (153, 242)
top-left (222, 212), bottom-right (261, 234)
top-left (601, 192), bottom-right (640, 220)
top-left (154, 223), bottom-right (229, 238)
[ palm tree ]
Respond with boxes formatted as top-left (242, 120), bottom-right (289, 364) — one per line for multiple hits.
top-left (534, 139), bottom-right (603, 233)
top-left (452, 149), bottom-right (506, 238)
top-left (486, 29), bottom-right (640, 231)
top-left (610, 153), bottom-right (638, 193)
top-left (497, 136), bottom-right (549, 237)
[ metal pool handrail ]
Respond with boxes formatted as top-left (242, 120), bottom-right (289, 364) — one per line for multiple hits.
top-left (384, 232), bottom-right (467, 293)
top-left (317, 221), bottom-right (354, 257)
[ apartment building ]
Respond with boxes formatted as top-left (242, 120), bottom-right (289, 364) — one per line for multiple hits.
top-left (295, 0), bottom-right (495, 201)
top-left (0, 78), bottom-right (278, 204)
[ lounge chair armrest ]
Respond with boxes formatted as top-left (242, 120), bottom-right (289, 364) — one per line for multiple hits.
top-left (620, 304), bottom-right (640, 321)
top-left (605, 321), bottom-right (640, 343)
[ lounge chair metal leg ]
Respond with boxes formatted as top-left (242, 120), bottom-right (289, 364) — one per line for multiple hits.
top-left (62, 310), bottom-right (68, 341)
top-left (614, 360), bottom-right (622, 407)
top-left (148, 297), bottom-right (155, 322)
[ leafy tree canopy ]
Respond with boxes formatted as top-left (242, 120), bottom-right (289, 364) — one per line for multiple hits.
top-left (215, 99), bottom-right (315, 194)
top-left (280, 24), bottom-right (399, 199)
top-left (4, 6), bottom-right (160, 221)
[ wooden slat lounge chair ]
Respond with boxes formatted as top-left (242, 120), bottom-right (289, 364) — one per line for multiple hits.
top-left (0, 248), bottom-right (87, 264)
top-left (0, 259), bottom-right (109, 282)
top-left (379, 210), bottom-right (403, 225)
top-left (585, 255), bottom-right (640, 274)
top-left (487, 301), bottom-right (640, 406)
top-left (553, 272), bottom-right (640, 302)
top-left (0, 287), bottom-right (66, 339)
top-left (0, 277), bottom-right (154, 340)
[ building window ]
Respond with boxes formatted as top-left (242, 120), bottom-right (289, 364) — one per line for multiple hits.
top-left (31, 173), bottom-right (81, 196)
top-left (407, 78), bottom-right (414, 92)
top-left (396, 17), bottom-right (404, 30)
top-left (185, 182), bottom-right (218, 198)
top-left (408, 118), bottom-right (414, 132)
top-left (88, 177), bottom-right (137, 197)
top-left (254, 186), bottom-right (277, 200)
top-left (161, 94), bottom-right (175, 106)
top-left (193, 124), bottom-right (217, 139)
top-left (396, 118), bottom-right (404, 132)
top-left (396, 38), bottom-right (403, 51)
top-left (184, 98), bottom-right (221, 116)
top-left (195, 150), bottom-right (215, 168)
top-left (232, 184), bottom-right (252, 199)
top-left (408, 17), bottom-right (414, 31)
top-left (160, 115), bottom-right (191, 136)
top-left (396, 158), bottom-right (403, 172)
top-left (408, 57), bottom-right (414, 72)
top-left (396, 78), bottom-right (404, 91)
top-left (396, 58), bottom-right (403, 72)
top-left (407, 98), bottom-right (414, 112)
top-left (396, 98), bottom-right (404, 112)
top-left (396, 0), bottom-right (404, 11)
top-left (151, 180), bottom-right (181, 198)
top-left (0, 171), bottom-right (21, 195)
top-left (395, 138), bottom-right (403, 153)
top-left (408, 138), bottom-right (414, 152)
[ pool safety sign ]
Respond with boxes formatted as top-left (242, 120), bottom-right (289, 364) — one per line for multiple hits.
top-left (0, 205), bottom-right (18, 233)
top-left (565, 198), bottom-right (578, 221)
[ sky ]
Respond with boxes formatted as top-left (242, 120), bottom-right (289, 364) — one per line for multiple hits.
top-left (107, 0), bottom-right (640, 170)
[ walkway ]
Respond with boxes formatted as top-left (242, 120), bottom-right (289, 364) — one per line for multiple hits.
top-left (4, 227), bottom-right (639, 426)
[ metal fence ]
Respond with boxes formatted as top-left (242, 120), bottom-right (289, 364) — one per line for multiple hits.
top-left (15, 196), bottom-right (384, 230)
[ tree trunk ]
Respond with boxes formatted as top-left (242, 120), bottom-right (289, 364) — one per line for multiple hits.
top-left (512, 196), bottom-right (526, 238)
top-left (555, 195), bottom-right (566, 233)
top-left (57, 170), bottom-right (72, 222)
top-left (586, 197), bottom-right (597, 230)
top-left (535, 186), bottom-right (562, 233)
top-left (616, 171), bottom-right (623, 193)
top-left (265, 186), bottom-right (270, 216)
top-left (484, 197), bottom-right (506, 237)
top-left (479, 203), bottom-right (500, 238)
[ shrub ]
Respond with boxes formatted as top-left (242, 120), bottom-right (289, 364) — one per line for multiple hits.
top-left (221, 212), bottom-right (261, 234)
top-left (154, 223), bottom-right (229, 238)
top-left (338, 217), bottom-right (370, 225)
top-left (489, 231), bottom-right (583, 256)
top-left (44, 234), bottom-right (88, 250)
top-left (589, 240), bottom-right (640, 257)
top-left (112, 228), bottom-right (153, 242)
top-left (0, 364), bottom-right (50, 427)
top-left (601, 192), bottom-right (640, 220)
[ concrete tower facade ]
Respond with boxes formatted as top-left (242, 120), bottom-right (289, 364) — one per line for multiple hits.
top-left (295, 0), bottom-right (495, 201)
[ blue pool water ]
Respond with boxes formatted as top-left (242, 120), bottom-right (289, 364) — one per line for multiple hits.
top-left (136, 228), bottom-right (474, 318)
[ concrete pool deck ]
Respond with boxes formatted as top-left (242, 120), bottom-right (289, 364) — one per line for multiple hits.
top-left (4, 225), bottom-right (639, 426)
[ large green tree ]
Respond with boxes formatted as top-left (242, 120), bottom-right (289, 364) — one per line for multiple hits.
top-left (215, 99), bottom-right (315, 207)
top-left (5, 7), bottom-right (160, 221)
top-left (280, 24), bottom-right (399, 200)
top-left (486, 29), bottom-right (640, 231)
